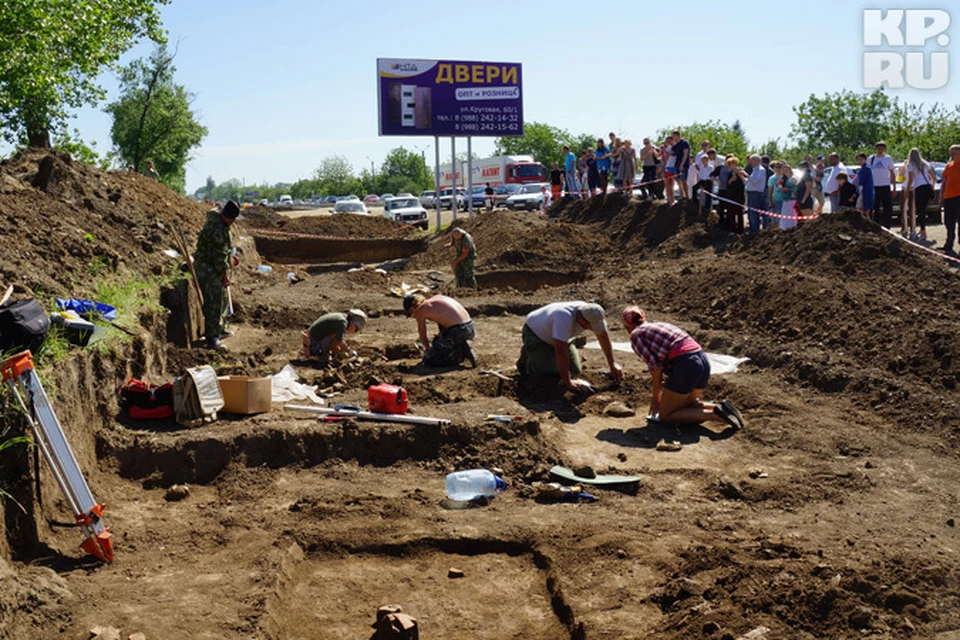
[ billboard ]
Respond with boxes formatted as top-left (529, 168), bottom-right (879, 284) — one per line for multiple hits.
top-left (377, 59), bottom-right (523, 137)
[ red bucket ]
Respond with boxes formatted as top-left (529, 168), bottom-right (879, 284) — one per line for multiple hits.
top-left (368, 384), bottom-right (408, 414)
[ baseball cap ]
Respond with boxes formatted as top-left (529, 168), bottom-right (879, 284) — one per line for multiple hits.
top-left (578, 303), bottom-right (607, 334)
top-left (875, 141), bottom-right (887, 147)
top-left (451, 227), bottom-right (465, 236)
top-left (622, 305), bottom-right (645, 330)
top-left (347, 309), bottom-right (367, 330)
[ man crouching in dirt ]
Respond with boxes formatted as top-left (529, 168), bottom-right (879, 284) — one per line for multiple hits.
top-left (304, 309), bottom-right (366, 365)
top-left (194, 199), bottom-right (239, 350)
top-left (517, 302), bottom-right (623, 393)
top-left (404, 293), bottom-right (477, 368)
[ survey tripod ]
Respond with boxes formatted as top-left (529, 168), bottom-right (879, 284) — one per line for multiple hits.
top-left (1, 351), bottom-right (113, 563)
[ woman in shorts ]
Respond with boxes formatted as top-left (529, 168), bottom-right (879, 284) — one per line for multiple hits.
top-left (661, 136), bottom-right (676, 206)
top-left (622, 306), bottom-right (744, 428)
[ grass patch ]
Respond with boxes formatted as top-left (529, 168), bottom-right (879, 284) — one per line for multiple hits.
top-left (0, 386), bottom-right (32, 513)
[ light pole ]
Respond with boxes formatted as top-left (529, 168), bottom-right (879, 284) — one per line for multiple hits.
top-left (366, 156), bottom-right (375, 194)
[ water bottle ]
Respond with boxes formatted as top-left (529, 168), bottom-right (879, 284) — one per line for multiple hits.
top-left (255, 265), bottom-right (273, 274)
top-left (445, 469), bottom-right (507, 501)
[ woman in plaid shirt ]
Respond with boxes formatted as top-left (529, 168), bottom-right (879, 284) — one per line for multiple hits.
top-left (622, 306), bottom-right (744, 429)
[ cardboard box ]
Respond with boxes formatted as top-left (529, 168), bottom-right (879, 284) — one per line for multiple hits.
top-left (217, 376), bottom-right (272, 414)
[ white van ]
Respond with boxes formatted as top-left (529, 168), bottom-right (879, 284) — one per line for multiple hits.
top-left (279, 194), bottom-right (293, 207)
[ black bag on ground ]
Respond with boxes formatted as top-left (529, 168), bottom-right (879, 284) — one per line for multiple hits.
top-left (0, 298), bottom-right (50, 354)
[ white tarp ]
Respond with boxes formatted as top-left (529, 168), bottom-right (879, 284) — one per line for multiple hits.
top-left (583, 341), bottom-right (749, 375)
top-left (271, 364), bottom-right (324, 404)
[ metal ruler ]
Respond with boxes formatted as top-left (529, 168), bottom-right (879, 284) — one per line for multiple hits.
top-left (2, 351), bottom-right (113, 563)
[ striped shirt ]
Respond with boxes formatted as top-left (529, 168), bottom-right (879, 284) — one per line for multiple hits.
top-left (630, 322), bottom-right (700, 371)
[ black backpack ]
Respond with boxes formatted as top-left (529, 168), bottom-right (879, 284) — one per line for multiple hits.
top-left (0, 298), bottom-right (50, 354)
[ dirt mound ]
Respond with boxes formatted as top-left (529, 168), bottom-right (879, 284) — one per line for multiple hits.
top-left (242, 211), bottom-right (413, 239)
top-left (0, 148), bottom-right (211, 295)
top-left (647, 211), bottom-right (960, 438)
top-left (553, 194), bottom-right (707, 250)
top-left (236, 204), bottom-right (282, 227)
top-left (406, 210), bottom-right (607, 273)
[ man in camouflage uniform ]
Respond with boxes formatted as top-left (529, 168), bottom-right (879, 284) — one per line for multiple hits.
top-left (448, 227), bottom-right (476, 289)
top-left (193, 200), bottom-right (239, 349)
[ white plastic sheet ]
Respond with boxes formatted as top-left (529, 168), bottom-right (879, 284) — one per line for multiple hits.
top-left (271, 364), bottom-right (324, 404)
top-left (583, 341), bottom-right (749, 375)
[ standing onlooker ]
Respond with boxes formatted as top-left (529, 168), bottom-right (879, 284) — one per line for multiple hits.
top-left (823, 153), bottom-right (847, 213)
top-left (853, 153), bottom-right (875, 218)
top-left (905, 147), bottom-right (937, 242)
top-left (586, 148), bottom-right (600, 199)
top-left (692, 141), bottom-right (712, 204)
top-left (640, 138), bottom-right (659, 200)
top-left (725, 156), bottom-right (746, 234)
top-left (767, 161), bottom-right (783, 228)
top-left (595, 138), bottom-right (611, 194)
top-left (745, 155), bottom-right (767, 233)
top-left (867, 141), bottom-right (896, 228)
top-left (540, 184), bottom-right (553, 215)
top-left (838, 172), bottom-right (858, 209)
top-left (813, 156), bottom-right (826, 214)
top-left (761, 156), bottom-right (774, 229)
top-left (778, 165), bottom-right (798, 230)
top-left (618, 140), bottom-right (638, 196)
top-left (484, 182), bottom-right (495, 212)
top-left (671, 130), bottom-right (691, 200)
top-left (661, 136), bottom-right (677, 206)
top-left (579, 150), bottom-right (591, 199)
top-left (549, 162), bottom-right (563, 203)
top-left (711, 150), bottom-right (729, 223)
top-left (562, 146), bottom-right (579, 198)
top-left (940, 144), bottom-right (960, 254)
top-left (795, 161), bottom-right (815, 219)
top-left (610, 137), bottom-right (623, 190)
top-left (143, 161), bottom-right (159, 181)
top-left (696, 153), bottom-right (714, 214)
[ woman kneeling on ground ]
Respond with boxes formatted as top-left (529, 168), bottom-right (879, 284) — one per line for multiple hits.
top-left (622, 306), bottom-right (744, 429)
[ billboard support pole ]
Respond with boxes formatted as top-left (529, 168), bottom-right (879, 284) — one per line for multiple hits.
top-left (434, 135), bottom-right (441, 232)
top-left (467, 136), bottom-right (474, 219)
top-left (451, 137), bottom-right (457, 221)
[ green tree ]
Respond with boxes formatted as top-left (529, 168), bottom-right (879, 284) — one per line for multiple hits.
top-left (106, 45), bottom-right (207, 194)
top-left (0, 0), bottom-right (168, 147)
top-left (791, 89), bottom-right (894, 159)
top-left (886, 102), bottom-right (960, 162)
top-left (494, 121), bottom-right (571, 169)
top-left (379, 146), bottom-right (430, 194)
top-left (659, 120), bottom-right (749, 162)
top-left (314, 155), bottom-right (360, 196)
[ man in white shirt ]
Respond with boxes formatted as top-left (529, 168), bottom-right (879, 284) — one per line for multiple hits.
top-left (744, 154), bottom-right (768, 233)
top-left (519, 301), bottom-right (623, 393)
top-left (823, 152), bottom-right (847, 213)
top-left (868, 141), bottom-right (897, 228)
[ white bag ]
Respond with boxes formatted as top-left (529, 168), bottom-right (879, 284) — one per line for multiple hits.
top-left (173, 365), bottom-right (224, 427)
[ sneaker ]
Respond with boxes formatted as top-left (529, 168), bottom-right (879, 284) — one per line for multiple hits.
top-left (712, 403), bottom-right (740, 430)
top-left (220, 329), bottom-right (235, 339)
top-left (206, 337), bottom-right (227, 351)
top-left (463, 343), bottom-right (478, 368)
top-left (720, 399), bottom-right (745, 429)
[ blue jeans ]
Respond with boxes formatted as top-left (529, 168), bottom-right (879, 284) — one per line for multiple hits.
top-left (747, 191), bottom-right (766, 234)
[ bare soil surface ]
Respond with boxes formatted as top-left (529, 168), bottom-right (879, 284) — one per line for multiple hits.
top-left (2, 154), bottom-right (960, 639)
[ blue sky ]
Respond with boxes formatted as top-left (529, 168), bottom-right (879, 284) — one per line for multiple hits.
top-left (15, 0), bottom-right (960, 193)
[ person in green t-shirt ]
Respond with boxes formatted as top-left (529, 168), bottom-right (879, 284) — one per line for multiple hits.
top-left (447, 227), bottom-right (476, 289)
top-left (305, 309), bottom-right (366, 364)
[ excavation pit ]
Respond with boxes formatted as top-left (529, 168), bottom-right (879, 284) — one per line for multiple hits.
top-left (474, 269), bottom-right (586, 292)
top-left (269, 542), bottom-right (571, 639)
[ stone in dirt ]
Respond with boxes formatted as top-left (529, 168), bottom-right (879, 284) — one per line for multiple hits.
top-left (603, 401), bottom-right (636, 418)
top-left (656, 440), bottom-right (682, 452)
top-left (164, 484), bottom-right (190, 501)
top-left (736, 626), bottom-right (771, 640)
top-left (372, 604), bottom-right (418, 640)
top-left (88, 626), bottom-right (121, 640)
top-left (128, 634), bottom-right (147, 640)
top-left (447, 567), bottom-right (465, 578)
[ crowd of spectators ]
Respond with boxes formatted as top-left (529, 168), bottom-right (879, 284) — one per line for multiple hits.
top-left (555, 132), bottom-right (960, 254)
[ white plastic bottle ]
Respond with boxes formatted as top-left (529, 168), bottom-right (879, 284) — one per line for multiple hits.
top-left (445, 469), bottom-right (507, 501)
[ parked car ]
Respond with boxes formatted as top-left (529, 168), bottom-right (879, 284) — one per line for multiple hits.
top-left (279, 194), bottom-right (293, 207)
top-left (332, 201), bottom-right (368, 215)
top-left (397, 192), bottom-right (414, 198)
top-left (494, 183), bottom-right (521, 202)
top-left (419, 190), bottom-right (436, 207)
top-left (383, 196), bottom-right (428, 229)
top-left (505, 183), bottom-right (549, 210)
top-left (364, 194), bottom-right (380, 203)
top-left (463, 185), bottom-right (486, 208)
top-left (323, 195), bottom-right (338, 204)
top-left (380, 193), bottom-right (395, 202)
top-left (257, 199), bottom-right (268, 206)
top-left (438, 187), bottom-right (466, 209)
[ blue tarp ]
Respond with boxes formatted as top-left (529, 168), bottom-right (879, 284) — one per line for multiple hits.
top-left (56, 298), bottom-right (117, 321)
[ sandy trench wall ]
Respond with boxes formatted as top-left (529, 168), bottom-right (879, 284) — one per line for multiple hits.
top-left (253, 236), bottom-right (427, 264)
top-left (0, 312), bottom-right (167, 562)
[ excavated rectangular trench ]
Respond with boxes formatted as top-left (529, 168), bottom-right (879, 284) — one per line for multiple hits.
top-left (268, 539), bottom-right (581, 640)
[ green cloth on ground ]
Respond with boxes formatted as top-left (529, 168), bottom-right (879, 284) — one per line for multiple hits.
top-left (521, 323), bottom-right (581, 377)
